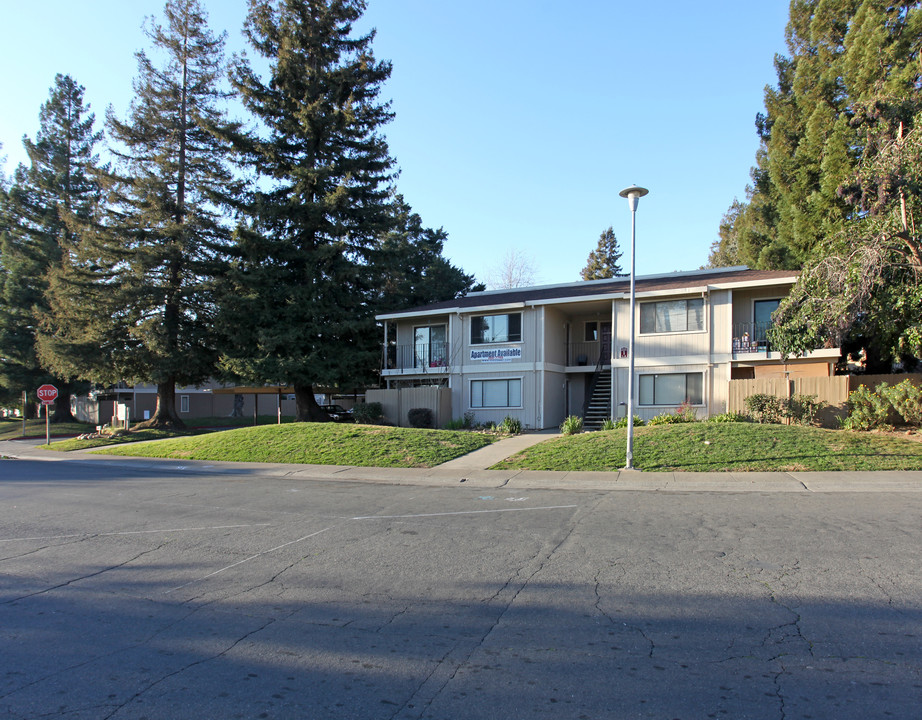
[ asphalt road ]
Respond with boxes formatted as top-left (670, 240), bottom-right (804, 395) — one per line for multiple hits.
top-left (1, 458), bottom-right (920, 719)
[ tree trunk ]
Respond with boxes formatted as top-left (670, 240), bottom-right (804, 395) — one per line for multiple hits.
top-left (50, 384), bottom-right (77, 423)
top-left (133, 378), bottom-right (187, 430)
top-left (294, 383), bottom-right (330, 422)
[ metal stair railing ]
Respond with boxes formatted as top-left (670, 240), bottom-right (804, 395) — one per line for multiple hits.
top-left (581, 350), bottom-right (609, 422)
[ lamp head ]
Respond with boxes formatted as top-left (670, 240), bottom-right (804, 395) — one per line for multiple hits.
top-left (619, 185), bottom-right (649, 212)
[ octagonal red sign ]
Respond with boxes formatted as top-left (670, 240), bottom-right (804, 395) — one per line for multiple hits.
top-left (37, 384), bottom-right (59, 403)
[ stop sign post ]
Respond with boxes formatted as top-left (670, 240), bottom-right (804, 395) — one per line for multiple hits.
top-left (36, 384), bottom-right (58, 446)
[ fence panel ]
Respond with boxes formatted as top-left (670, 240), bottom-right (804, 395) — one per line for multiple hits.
top-left (366, 389), bottom-right (400, 426)
top-left (728, 378), bottom-right (792, 416)
top-left (729, 375), bottom-right (854, 427)
top-left (366, 387), bottom-right (451, 428)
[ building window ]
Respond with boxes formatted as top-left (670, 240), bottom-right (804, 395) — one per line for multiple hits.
top-left (471, 313), bottom-right (522, 344)
top-left (640, 298), bottom-right (704, 334)
top-left (753, 299), bottom-right (781, 343)
top-left (471, 378), bottom-right (522, 408)
top-left (180, 395), bottom-right (190, 413)
top-left (585, 321), bottom-right (599, 342)
top-left (414, 325), bottom-right (447, 368)
top-left (638, 373), bottom-right (703, 406)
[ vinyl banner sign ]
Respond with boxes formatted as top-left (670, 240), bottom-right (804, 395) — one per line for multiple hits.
top-left (470, 347), bottom-right (522, 362)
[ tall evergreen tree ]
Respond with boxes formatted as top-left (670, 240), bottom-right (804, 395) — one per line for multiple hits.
top-left (770, 110), bottom-right (922, 368)
top-left (37, 0), bottom-right (237, 429)
top-left (580, 226), bottom-right (623, 280)
top-left (218, 0), bottom-right (397, 421)
top-left (0, 76), bottom-right (101, 419)
top-left (711, 0), bottom-right (922, 270)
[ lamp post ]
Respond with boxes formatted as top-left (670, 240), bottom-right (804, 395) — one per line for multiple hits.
top-left (618, 185), bottom-right (648, 470)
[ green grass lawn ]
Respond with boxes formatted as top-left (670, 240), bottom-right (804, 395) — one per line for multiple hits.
top-left (87, 422), bottom-right (497, 468)
top-left (492, 422), bottom-right (922, 472)
top-left (0, 418), bottom-right (93, 441)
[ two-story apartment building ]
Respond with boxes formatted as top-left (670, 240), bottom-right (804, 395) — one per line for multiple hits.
top-left (377, 266), bottom-right (841, 430)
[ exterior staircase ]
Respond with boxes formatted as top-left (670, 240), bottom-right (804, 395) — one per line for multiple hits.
top-left (582, 369), bottom-right (612, 431)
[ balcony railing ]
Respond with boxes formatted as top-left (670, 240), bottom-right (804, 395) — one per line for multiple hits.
top-left (384, 342), bottom-right (451, 371)
top-left (733, 322), bottom-right (772, 353)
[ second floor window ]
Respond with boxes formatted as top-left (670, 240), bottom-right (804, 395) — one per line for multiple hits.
top-left (640, 298), bottom-right (704, 334)
top-left (471, 313), bottom-right (522, 344)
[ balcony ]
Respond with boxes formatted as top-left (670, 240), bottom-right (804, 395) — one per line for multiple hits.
top-left (567, 341), bottom-right (609, 367)
top-left (384, 342), bottom-right (451, 372)
top-left (733, 322), bottom-right (772, 354)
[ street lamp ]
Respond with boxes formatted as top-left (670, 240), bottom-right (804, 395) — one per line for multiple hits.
top-left (618, 185), bottom-right (648, 470)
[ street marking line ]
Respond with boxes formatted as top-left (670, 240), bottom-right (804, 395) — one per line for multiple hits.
top-left (164, 526), bottom-right (335, 594)
top-left (351, 505), bottom-right (578, 520)
top-left (0, 524), bottom-right (273, 543)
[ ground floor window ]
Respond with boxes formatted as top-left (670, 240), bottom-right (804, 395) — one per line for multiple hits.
top-left (638, 373), bottom-right (703, 406)
top-left (180, 395), bottom-right (190, 413)
top-left (471, 378), bottom-right (522, 408)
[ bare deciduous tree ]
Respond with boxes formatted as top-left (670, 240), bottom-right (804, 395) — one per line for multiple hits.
top-left (487, 248), bottom-right (538, 290)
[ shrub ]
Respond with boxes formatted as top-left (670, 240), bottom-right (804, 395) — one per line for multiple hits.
top-left (707, 412), bottom-right (749, 423)
top-left (648, 405), bottom-right (697, 425)
top-left (560, 415), bottom-right (583, 435)
top-left (407, 407), bottom-right (434, 429)
top-left (785, 394), bottom-right (827, 426)
top-left (744, 393), bottom-right (785, 424)
top-left (844, 379), bottom-right (922, 430)
top-left (614, 415), bottom-right (645, 428)
top-left (887, 379), bottom-right (922, 426)
top-left (843, 383), bottom-right (895, 430)
top-left (500, 416), bottom-right (522, 434)
top-left (444, 417), bottom-right (466, 430)
top-left (599, 418), bottom-right (617, 431)
top-left (352, 401), bottom-right (384, 424)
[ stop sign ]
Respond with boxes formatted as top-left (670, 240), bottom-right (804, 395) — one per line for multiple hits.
top-left (37, 384), bottom-right (59, 404)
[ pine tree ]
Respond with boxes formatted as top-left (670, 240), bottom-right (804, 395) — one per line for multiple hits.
top-left (218, 0), bottom-right (397, 421)
top-left (580, 227), bottom-right (623, 280)
top-left (37, 0), bottom-right (237, 430)
top-left (0, 75), bottom-right (101, 420)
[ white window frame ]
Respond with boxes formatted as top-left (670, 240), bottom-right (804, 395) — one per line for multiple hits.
top-left (470, 313), bottom-right (523, 345)
top-left (180, 395), bottom-right (190, 414)
top-left (639, 298), bottom-right (706, 335)
top-left (469, 377), bottom-right (524, 409)
top-left (638, 372), bottom-right (704, 406)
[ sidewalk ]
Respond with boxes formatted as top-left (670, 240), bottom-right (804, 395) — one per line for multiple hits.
top-left (3, 435), bottom-right (922, 493)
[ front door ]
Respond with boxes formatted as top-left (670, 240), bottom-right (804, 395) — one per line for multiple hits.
top-left (600, 322), bottom-right (612, 364)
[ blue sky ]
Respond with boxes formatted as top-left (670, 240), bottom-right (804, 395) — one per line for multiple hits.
top-left (0, 0), bottom-right (791, 286)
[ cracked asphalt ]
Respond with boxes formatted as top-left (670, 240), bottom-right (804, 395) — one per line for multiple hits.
top-left (1, 457), bottom-right (921, 719)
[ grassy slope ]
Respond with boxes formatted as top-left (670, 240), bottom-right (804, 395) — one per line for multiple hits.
top-left (0, 419), bottom-right (92, 441)
top-left (89, 423), bottom-right (496, 468)
top-left (493, 422), bottom-right (922, 472)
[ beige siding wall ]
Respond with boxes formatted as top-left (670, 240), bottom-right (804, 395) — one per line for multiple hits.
top-left (543, 371), bottom-right (567, 428)
top-left (543, 306), bottom-right (568, 366)
top-left (709, 290), bottom-right (732, 355)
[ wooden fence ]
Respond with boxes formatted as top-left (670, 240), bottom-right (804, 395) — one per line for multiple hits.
top-left (366, 387), bottom-right (452, 428)
top-left (728, 374), bottom-right (922, 427)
